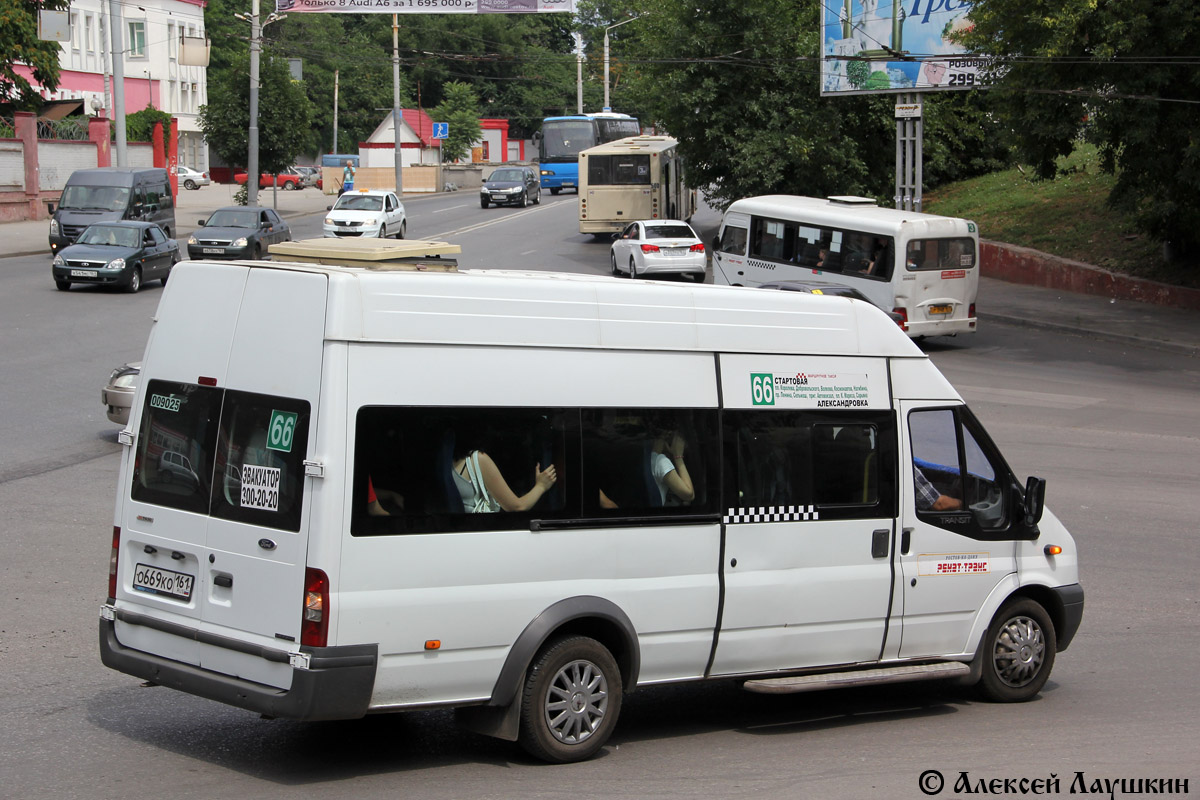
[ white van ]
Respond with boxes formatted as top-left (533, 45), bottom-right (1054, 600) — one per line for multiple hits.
top-left (712, 195), bottom-right (979, 337)
top-left (100, 249), bottom-right (1083, 763)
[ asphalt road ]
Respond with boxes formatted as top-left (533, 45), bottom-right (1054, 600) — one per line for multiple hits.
top-left (1, 197), bottom-right (1197, 800)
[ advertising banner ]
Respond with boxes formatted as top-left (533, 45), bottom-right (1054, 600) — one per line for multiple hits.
top-left (275, 0), bottom-right (573, 13)
top-left (821, 0), bottom-right (984, 95)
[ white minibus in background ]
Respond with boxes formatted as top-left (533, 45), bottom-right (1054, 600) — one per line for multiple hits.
top-left (712, 195), bottom-right (979, 337)
top-left (100, 243), bottom-right (1082, 764)
top-left (578, 135), bottom-right (695, 236)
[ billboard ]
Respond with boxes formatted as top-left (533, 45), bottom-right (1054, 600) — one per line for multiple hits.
top-left (821, 0), bottom-right (984, 95)
top-left (275, 0), bottom-right (573, 12)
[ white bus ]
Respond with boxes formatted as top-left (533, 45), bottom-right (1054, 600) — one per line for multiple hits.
top-left (578, 135), bottom-right (695, 236)
top-left (712, 195), bottom-right (979, 337)
top-left (101, 243), bottom-right (1082, 764)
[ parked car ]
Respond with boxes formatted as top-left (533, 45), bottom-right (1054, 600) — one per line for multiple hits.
top-left (102, 362), bottom-right (140, 425)
top-left (188, 206), bottom-right (292, 260)
top-left (480, 166), bottom-right (541, 208)
top-left (233, 169), bottom-right (306, 190)
top-left (609, 220), bottom-right (706, 281)
top-left (759, 280), bottom-right (907, 327)
top-left (176, 166), bottom-right (210, 190)
top-left (52, 220), bottom-right (178, 292)
top-left (324, 189), bottom-right (407, 239)
top-left (293, 165), bottom-right (321, 188)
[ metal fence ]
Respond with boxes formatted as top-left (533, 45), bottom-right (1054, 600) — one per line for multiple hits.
top-left (0, 116), bottom-right (14, 139)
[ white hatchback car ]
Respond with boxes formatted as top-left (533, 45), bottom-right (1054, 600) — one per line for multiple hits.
top-left (324, 189), bottom-right (407, 239)
top-left (610, 220), bottom-right (707, 281)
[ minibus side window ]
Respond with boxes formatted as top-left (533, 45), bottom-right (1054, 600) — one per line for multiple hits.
top-left (909, 408), bottom-right (1010, 534)
top-left (209, 391), bottom-right (311, 533)
top-left (131, 380), bottom-right (222, 514)
top-left (723, 411), bottom-right (896, 521)
top-left (352, 406), bottom-right (575, 536)
top-left (581, 408), bottom-right (719, 517)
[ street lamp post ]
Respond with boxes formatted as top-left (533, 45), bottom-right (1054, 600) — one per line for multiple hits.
top-left (603, 15), bottom-right (640, 112)
top-left (239, 1), bottom-right (285, 208)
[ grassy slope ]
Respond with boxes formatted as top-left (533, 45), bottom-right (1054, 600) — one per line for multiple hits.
top-left (922, 145), bottom-right (1198, 289)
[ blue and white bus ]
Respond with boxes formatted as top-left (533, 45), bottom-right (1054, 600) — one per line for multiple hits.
top-left (536, 112), bottom-right (641, 195)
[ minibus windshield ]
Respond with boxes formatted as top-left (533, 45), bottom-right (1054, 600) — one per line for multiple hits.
top-left (59, 185), bottom-right (130, 212)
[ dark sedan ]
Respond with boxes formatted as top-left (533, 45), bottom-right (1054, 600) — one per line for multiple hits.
top-left (480, 167), bottom-right (540, 208)
top-left (51, 221), bottom-right (177, 292)
top-left (187, 206), bottom-right (292, 260)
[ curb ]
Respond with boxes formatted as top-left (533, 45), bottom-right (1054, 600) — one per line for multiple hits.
top-left (978, 310), bottom-right (1199, 357)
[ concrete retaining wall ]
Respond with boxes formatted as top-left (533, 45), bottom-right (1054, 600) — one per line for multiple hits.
top-left (982, 240), bottom-right (1200, 312)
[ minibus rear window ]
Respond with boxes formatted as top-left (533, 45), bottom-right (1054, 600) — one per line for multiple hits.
top-left (209, 391), bottom-right (311, 532)
top-left (587, 154), bottom-right (651, 186)
top-left (131, 380), bottom-right (222, 515)
top-left (905, 237), bottom-right (976, 271)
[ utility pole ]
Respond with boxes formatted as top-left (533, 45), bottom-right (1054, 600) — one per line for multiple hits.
top-left (247, 0), bottom-right (261, 207)
top-left (392, 14), bottom-right (403, 197)
top-left (109, 0), bottom-right (127, 165)
top-left (101, 0), bottom-right (112, 121)
top-left (575, 32), bottom-right (583, 114)
top-left (603, 16), bottom-right (640, 112)
top-left (332, 69), bottom-right (339, 154)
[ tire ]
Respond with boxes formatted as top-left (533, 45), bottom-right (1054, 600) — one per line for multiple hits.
top-left (125, 267), bottom-right (142, 294)
top-left (284, 181), bottom-right (296, 191)
top-left (518, 636), bottom-right (622, 764)
top-left (377, 223), bottom-right (386, 238)
top-left (55, 279), bottom-right (70, 291)
top-left (518, 190), bottom-right (528, 208)
top-left (184, 179), bottom-right (197, 190)
top-left (629, 257), bottom-right (638, 279)
top-left (550, 187), bottom-right (560, 196)
top-left (252, 244), bottom-right (262, 261)
top-left (533, 189), bottom-right (541, 205)
top-left (481, 198), bottom-right (489, 209)
top-left (397, 220), bottom-right (406, 239)
top-left (977, 598), bottom-right (1056, 702)
top-left (610, 252), bottom-right (620, 276)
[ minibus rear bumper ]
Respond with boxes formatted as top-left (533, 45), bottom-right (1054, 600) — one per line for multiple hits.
top-left (99, 610), bottom-right (377, 721)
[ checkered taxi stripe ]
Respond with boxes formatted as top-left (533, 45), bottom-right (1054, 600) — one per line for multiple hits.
top-left (723, 506), bottom-right (819, 524)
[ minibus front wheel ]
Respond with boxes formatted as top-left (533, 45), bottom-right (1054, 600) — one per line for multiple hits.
top-left (518, 635), bottom-right (623, 763)
top-left (978, 597), bottom-right (1057, 703)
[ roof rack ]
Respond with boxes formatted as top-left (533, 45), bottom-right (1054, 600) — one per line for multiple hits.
top-left (268, 238), bottom-right (461, 271)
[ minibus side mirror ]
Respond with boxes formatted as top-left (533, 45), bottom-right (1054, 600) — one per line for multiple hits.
top-left (198, 218), bottom-right (206, 226)
top-left (326, 205), bottom-right (333, 211)
top-left (1023, 476), bottom-right (1046, 527)
top-left (47, 202), bottom-right (56, 214)
top-left (712, 235), bottom-right (720, 250)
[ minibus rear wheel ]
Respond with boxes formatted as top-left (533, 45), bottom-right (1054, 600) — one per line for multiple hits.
top-left (518, 635), bottom-right (623, 763)
top-left (978, 598), bottom-right (1056, 702)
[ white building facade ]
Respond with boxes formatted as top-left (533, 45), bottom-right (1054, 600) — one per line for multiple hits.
top-left (51, 0), bottom-right (209, 169)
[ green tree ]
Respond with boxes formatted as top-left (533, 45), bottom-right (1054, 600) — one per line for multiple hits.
top-left (960, 0), bottom-right (1200, 261)
top-left (606, 0), bottom-right (896, 210)
top-left (0, 0), bottom-right (70, 110)
top-left (198, 51), bottom-right (315, 175)
top-left (432, 81), bottom-right (483, 163)
top-left (125, 106), bottom-right (174, 143)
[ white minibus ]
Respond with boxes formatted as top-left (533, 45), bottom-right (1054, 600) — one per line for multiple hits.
top-left (100, 246), bottom-right (1082, 763)
top-left (712, 195), bottom-right (979, 337)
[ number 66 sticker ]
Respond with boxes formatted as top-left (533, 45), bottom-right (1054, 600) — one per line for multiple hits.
top-left (267, 410), bottom-right (298, 453)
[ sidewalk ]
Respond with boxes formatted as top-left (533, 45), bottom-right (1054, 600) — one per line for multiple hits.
top-left (5, 188), bottom-right (1198, 357)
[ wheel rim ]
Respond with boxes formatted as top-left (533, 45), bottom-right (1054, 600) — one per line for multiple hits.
top-left (130, 271), bottom-right (140, 291)
top-left (543, 658), bottom-right (609, 745)
top-left (610, 253), bottom-right (618, 275)
top-left (629, 257), bottom-right (637, 278)
top-left (992, 614), bottom-right (1046, 688)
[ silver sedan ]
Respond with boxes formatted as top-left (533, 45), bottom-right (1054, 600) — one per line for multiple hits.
top-left (610, 220), bottom-right (707, 281)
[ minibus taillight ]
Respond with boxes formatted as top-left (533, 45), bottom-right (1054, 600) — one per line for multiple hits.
top-left (689, 243), bottom-right (705, 253)
top-left (108, 526), bottom-right (121, 601)
top-left (640, 244), bottom-right (660, 253)
top-left (301, 567), bottom-right (330, 648)
top-left (969, 302), bottom-right (977, 328)
top-left (892, 307), bottom-right (909, 331)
